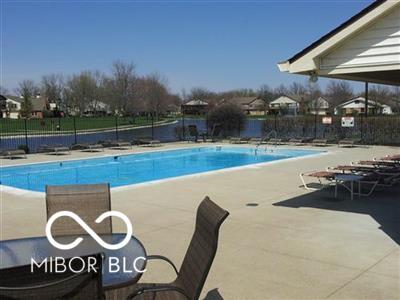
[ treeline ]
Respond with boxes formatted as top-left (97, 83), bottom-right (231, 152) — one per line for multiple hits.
top-left (182, 81), bottom-right (400, 111)
top-left (1, 61), bottom-right (400, 117)
top-left (1, 61), bottom-right (181, 118)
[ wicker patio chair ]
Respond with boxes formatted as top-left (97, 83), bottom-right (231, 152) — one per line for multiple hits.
top-left (105, 196), bottom-right (229, 300)
top-left (46, 183), bottom-right (112, 236)
top-left (0, 253), bottom-right (104, 300)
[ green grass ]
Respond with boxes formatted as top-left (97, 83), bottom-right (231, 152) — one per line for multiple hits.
top-left (0, 116), bottom-right (172, 134)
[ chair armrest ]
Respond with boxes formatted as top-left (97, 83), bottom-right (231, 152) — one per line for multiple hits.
top-left (128, 285), bottom-right (189, 300)
top-left (147, 255), bottom-right (179, 275)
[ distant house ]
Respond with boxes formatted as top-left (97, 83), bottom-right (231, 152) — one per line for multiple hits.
top-left (0, 94), bottom-right (51, 119)
top-left (334, 96), bottom-right (393, 115)
top-left (223, 96), bottom-right (266, 115)
top-left (83, 100), bottom-right (111, 116)
top-left (181, 99), bottom-right (209, 115)
top-left (268, 95), bottom-right (302, 116)
top-left (306, 96), bottom-right (331, 115)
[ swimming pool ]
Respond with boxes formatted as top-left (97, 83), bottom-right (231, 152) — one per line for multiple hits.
top-left (0, 146), bottom-right (322, 192)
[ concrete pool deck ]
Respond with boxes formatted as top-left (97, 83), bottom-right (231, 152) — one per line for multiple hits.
top-left (1, 142), bottom-right (399, 299)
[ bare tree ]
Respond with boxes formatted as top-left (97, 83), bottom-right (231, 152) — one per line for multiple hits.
top-left (141, 73), bottom-right (169, 118)
top-left (274, 84), bottom-right (289, 96)
top-left (16, 80), bottom-right (38, 117)
top-left (41, 74), bottom-right (65, 110)
top-left (106, 60), bottom-right (137, 115)
top-left (65, 71), bottom-right (100, 116)
top-left (325, 80), bottom-right (354, 106)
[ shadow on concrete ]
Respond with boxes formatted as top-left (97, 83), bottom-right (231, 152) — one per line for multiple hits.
top-left (204, 288), bottom-right (223, 300)
top-left (273, 185), bottom-right (400, 245)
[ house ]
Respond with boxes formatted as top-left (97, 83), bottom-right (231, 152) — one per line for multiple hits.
top-left (306, 96), bottom-right (331, 115)
top-left (83, 100), bottom-right (111, 116)
top-left (181, 99), bottom-right (209, 115)
top-left (223, 97), bottom-right (266, 115)
top-left (334, 97), bottom-right (393, 115)
top-left (268, 95), bottom-right (302, 116)
top-left (0, 95), bottom-right (22, 119)
top-left (0, 94), bottom-right (51, 119)
top-left (278, 1), bottom-right (400, 86)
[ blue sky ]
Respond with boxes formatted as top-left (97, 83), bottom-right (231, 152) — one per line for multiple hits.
top-left (1, 0), bottom-right (373, 94)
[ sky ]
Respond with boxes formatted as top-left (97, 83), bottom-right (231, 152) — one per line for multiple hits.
top-left (1, 0), bottom-right (374, 94)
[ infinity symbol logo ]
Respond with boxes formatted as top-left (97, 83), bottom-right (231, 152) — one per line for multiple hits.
top-left (45, 211), bottom-right (133, 250)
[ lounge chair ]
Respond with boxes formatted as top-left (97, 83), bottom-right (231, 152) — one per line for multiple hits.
top-left (102, 140), bottom-right (132, 150)
top-left (266, 138), bottom-right (286, 145)
top-left (46, 183), bottom-right (112, 236)
top-left (338, 138), bottom-right (361, 148)
top-left (229, 137), bottom-right (250, 144)
top-left (311, 138), bottom-right (335, 147)
top-left (203, 124), bottom-right (222, 143)
top-left (38, 144), bottom-right (70, 155)
top-left (106, 197), bottom-right (229, 300)
top-left (71, 143), bottom-right (104, 152)
top-left (289, 137), bottom-right (313, 145)
top-left (380, 154), bottom-right (400, 162)
top-left (140, 139), bottom-right (162, 147)
top-left (249, 137), bottom-right (266, 145)
top-left (0, 253), bottom-right (104, 300)
top-left (0, 149), bottom-right (27, 159)
top-left (300, 169), bottom-right (380, 197)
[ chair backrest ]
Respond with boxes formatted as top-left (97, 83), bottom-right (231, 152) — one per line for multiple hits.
top-left (211, 124), bottom-right (222, 137)
top-left (188, 125), bottom-right (199, 137)
top-left (46, 183), bottom-right (112, 236)
top-left (177, 197), bottom-right (229, 299)
top-left (0, 253), bottom-right (104, 300)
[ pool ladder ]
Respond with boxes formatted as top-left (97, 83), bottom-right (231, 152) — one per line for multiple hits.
top-left (255, 130), bottom-right (278, 155)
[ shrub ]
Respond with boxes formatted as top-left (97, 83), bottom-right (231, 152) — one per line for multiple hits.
top-left (207, 104), bottom-right (246, 136)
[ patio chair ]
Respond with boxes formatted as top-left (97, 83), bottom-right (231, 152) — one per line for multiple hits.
top-left (38, 144), bottom-right (70, 155)
top-left (187, 125), bottom-right (199, 142)
top-left (71, 143), bottom-right (104, 152)
top-left (266, 138), bottom-right (286, 145)
top-left (0, 253), bottom-right (104, 300)
top-left (338, 138), bottom-right (361, 148)
top-left (102, 140), bottom-right (132, 150)
top-left (202, 124), bottom-right (222, 143)
top-left (289, 137), bottom-right (313, 145)
top-left (46, 183), bottom-right (112, 236)
top-left (0, 149), bottom-right (27, 159)
top-left (379, 154), bottom-right (400, 162)
top-left (229, 137), bottom-right (250, 144)
top-left (311, 138), bottom-right (335, 147)
top-left (106, 196), bottom-right (229, 300)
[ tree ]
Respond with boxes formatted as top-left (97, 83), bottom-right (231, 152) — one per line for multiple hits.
top-left (207, 103), bottom-right (246, 136)
top-left (65, 71), bottom-right (101, 116)
top-left (17, 80), bottom-right (38, 117)
top-left (140, 74), bottom-right (169, 118)
top-left (105, 60), bottom-right (137, 115)
top-left (41, 74), bottom-right (65, 108)
top-left (325, 80), bottom-right (354, 106)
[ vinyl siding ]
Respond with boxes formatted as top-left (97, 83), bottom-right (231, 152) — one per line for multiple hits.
top-left (320, 5), bottom-right (400, 70)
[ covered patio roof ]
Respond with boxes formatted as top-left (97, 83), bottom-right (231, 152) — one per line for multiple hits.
top-left (277, 0), bottom-right (400, 86)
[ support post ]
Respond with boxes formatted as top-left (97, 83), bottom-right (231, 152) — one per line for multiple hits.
top-left (151, 111), bottom-right (154, 140)
top-left (115, 115), bottom-right (119, 140)
top-left (365, 82), bottom-right (369, 117)
top-left (24, 118), bottom-right (28, 149)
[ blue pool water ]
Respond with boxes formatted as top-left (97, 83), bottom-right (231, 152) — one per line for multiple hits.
top-left (0, 147), bottom-right (321, 192)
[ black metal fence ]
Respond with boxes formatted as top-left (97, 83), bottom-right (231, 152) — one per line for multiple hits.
top-left (1, 115), bottom-right (399, 153)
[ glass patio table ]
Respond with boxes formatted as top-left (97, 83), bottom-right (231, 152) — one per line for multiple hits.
top-left (0, 233), bottom-right (147, 290)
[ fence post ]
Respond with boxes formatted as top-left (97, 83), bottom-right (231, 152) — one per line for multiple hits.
top-left (151, 111), bottom-right (154, 140)
top-left (360, 114), bottom-right (363, 142)
top-left (181, 111), bottom-right (185, 141)
top-left (274, 114), bottom-right (277, 132)
top-left (115, 116), bottom-right (119, 140)
top-left (73, 117), bottom-right (77, 144)
top-left (314, 114), bottom-right (317, 139)
top-left (23, 118), bottom-right (29, 151)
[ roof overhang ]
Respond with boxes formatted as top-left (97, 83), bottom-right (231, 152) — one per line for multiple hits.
top-left (277, 0), bottom-right (400, 86)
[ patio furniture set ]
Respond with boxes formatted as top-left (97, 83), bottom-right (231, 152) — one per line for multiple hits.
top-left (0, 183), bottom-right (229, 299)
top-left (300, 154), bottom-right (400, 200)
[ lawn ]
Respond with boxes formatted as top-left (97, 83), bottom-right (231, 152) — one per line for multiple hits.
top-left (0, 116), bottom-right (173, 134)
